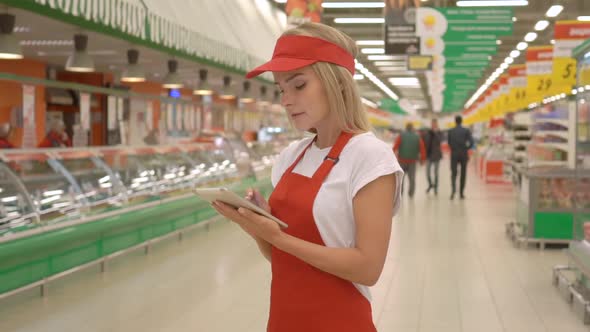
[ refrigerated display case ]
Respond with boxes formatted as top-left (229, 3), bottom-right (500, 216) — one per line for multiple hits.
top-left (0, 136), bottom-right (289, 297)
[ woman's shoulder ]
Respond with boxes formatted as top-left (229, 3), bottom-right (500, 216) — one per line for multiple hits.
top-left (346, 132), bottom-right (394, 155)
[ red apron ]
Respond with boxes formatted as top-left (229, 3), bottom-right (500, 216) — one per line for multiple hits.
top-left (267, 131), bottom-right (376, 332)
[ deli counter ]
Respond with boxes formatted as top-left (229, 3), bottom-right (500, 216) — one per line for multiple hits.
top-left (0, 134), bottom-right (287, 296)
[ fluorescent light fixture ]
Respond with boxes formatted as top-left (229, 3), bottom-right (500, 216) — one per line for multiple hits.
top-left (500, 63), bottom-right (509, 69)
top-left (334, 18), bottom-right (385, 24)
top-left (510, 50), bottom-right (520, 58)
top-left (354, 74), bottom-right (364, 80)
top-left (378, 66), bottom-right (408, 71)
top-left (516, 42), bottom-right (528, 51)
top-left (550, 39), bottom-right (555, 44)
top-left (457, 1), bottom-right (528, 6)
top-left (374, 61), bottom-right (405, 66)
top-left (274, 0), bottom-right (287, 3)
top-left (535, 20), bottom-right (550, 31)
top-left (356, 40), bottom-right (384, 46)
top-left (361, 48), bottom-right (385, 54)
top-left (513, 17), bottom-right (517, 22)
top-left (361, 97), bottom-right (377, 108)
top-left (496, 40), bottom-right (502, 45)
top-left (367, 55), bottom-right (396, 61)
top-left (354, 60), bottom-right (398, 100)
top-left (578, 16), bottom-right (590, 21)
top-left (323, 2), bottom-right (384, 8)
top-left (389, 77), bottom-right (419, 86)
top-left (524, 32), bottom-right (537, 42)
top-left (546, 5), bottom-right (564, 17)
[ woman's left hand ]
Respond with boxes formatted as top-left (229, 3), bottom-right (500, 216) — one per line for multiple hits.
top-left (212, 201), bottom-right (283, 244)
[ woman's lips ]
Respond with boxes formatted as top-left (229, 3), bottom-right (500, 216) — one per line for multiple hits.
top-left (291, 112), bottom-right (304, 118)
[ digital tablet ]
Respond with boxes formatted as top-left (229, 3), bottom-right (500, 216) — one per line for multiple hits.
top-left (194, 187), bottom-right (288, 228)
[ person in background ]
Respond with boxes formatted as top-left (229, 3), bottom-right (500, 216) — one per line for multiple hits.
top-left (394, 122), bottom-right (426, 198)
top-left (448, 115), bottom-right (474, 200)
top-left (424, 119), bottom-right (443, 195)
top-left (143, 128), bottom-right (160, 145)
top-left (0, 123), bottom-right (15, 148)
top-left (39, 119), bottom-right (71, 148)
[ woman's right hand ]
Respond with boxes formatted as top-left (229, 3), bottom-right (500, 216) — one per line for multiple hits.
top-left (245, 188), bottom-right (271, 213)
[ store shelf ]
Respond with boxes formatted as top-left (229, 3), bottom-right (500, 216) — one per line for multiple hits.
top-left (534, 130), bottom-right (569, 140)
top-left (535, 118), bottom-right (569, 127)
top-left (528, 160), bottom-right (568, 167)
top-left (532, 142), bottom-right (570, 151)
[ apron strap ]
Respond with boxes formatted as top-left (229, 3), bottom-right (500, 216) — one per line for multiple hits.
top-left (312, 131), bottom-right (353, 182)
top-left (284, 139), bottom-right (316, 174)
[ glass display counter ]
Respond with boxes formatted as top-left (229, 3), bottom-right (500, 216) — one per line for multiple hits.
top-left (0, 135), bottom-right (292, 297)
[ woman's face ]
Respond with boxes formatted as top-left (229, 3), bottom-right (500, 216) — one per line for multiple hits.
top-left (273, 66), bottom-right (331, 132)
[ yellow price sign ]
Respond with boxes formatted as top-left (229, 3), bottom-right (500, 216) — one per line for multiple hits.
top-left (509, 87), bottom-right (528, 110)
top-left (553, 57), bottom-right (576, 88)
top-left (527, 74), bottom-right (553, 102)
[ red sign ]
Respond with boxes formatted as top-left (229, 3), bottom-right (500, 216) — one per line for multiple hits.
top-left (508, 64), bottom-right (526, 77)
top-left (554, 20), bottom-right (590, 40)
top-left (526, 46), bottom-right (553, 62)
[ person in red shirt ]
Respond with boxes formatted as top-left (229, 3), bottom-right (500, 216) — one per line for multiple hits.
top-left (0, 123), bottom-right (15, 148)
top-left (39, 119), bottom-right (72, 148)
top-left (393, 123), bottom-right (426, 198)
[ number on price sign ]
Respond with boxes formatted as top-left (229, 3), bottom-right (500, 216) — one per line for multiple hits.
top-left (537, 78), bottom-right (552, 92)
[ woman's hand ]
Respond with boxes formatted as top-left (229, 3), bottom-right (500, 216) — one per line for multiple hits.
top-left (245, 188), bottom-right (270, 213)
top-left (211, 201), bottom-right (282, 245)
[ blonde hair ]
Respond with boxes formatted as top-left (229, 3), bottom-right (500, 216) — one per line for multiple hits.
top-left (282, 22), bottom-right (371, 133)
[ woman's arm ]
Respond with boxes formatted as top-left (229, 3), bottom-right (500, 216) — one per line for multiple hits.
top-left (272, 174), bottom-right (396, 286)
top-left (215, 173), bottom-right (396, 286)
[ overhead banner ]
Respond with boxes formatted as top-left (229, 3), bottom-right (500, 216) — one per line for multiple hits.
top-left (526, 46), bottom-right (554, 102)
top-left (552, 21), bottom-right (590, 92)
top-left (508, 64), bottom-right (527, 111)
top-left (384, 5), bottom-right (420, 55)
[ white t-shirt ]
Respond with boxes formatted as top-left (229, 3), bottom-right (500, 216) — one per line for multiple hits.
top-left (271, 132), bottom-right (404, 301)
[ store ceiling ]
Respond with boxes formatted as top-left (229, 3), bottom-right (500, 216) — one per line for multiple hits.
top-left (6, 1), bottom-right (590, 114)
top-left (8, 7), bottom-right (268, 98)
top-left (294, 0), bottom-right (589, 116)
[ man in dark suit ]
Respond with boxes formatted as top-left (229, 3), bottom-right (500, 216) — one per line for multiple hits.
top-left (448, 115), bottom-right (474, 200)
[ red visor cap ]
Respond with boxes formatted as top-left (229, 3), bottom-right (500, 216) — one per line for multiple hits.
top-left (246, 35), bottom-right (356, 79)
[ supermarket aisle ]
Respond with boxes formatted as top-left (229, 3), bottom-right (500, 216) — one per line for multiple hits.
top-left (0, 159), bottom-right (586, 332)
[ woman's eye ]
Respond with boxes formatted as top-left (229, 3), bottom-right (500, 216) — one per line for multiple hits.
top-left (295, 83), bottom-right (306, 90)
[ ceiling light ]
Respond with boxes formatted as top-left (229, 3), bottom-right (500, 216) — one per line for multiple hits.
top-left (456, 1), bottom-right (528, 6)
top-left (194, 69), bottom-right (213, 95)
top-left (367, 55), bottom-right (398, 61)
top-left (500, 63), bottom-right (509, 69)
top-left (535, 20), bottom-right (550, 31)
top-left (578, 16), bottom-right (590, 21)
top-left (355, 60), bottom-right (398, 100)
top-left (389, 77), bottom-right (419, 86)
top-left (162, 59), bottom-right (183, 89)
top-left (334, 18), bottom-right (385, 24)
top-left (354, 74), bottom-right (364, 80)
top-left (274, 0), bottom-right (287, 3)
top-left (361, 97), bottom-right (377, 108)
top-left (524, 32), bottom-right (537, 42)
top-left (0, 14), bottom-right (23, 59)
top-left (361, 48), bottom-right (385, 54)
top-left (322, 2), bottom-right (384, 8)
top-left (65, 34), bottom-right (94, 72)
top-left (239, 81), bottom-right (255, 103)
top-left (513, 17), bottom-right (517, 22)
top-left (378, 66), bottom-right (407, 71)
top-left (220, 76), bottom-right (235, 100)
top-left (496, 40), bottom-right (502, 45)
top-left (510, 50), bottom-right (521, 58)
top-left (546, 5), bottom-right (564, 17)
top-left (121, 49), bottom-right (145, 83)
top-left (516, 42), bottom-right (528, 51)
top-left (373, 61), bottom-right (405, 66)
top-left (356, 40), bottom-right (384, 46)
top-left (550, 39), bottom-right (555, 44)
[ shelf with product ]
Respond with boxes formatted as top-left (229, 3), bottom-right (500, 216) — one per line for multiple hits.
top-left (551, 40), bottom-right (590, 323)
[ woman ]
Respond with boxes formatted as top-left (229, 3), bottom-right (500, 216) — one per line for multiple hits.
top-left (38, 119), bottom-right (72, 148)
top-left (212, 22), bottom-right (403, 332)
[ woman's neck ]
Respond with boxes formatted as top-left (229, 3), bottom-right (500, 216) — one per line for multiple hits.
top-left (314, 122), bottom-right (343, 149)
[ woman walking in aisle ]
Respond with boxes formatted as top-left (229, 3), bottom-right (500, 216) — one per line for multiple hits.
top-left (212, 22), bottom-right (403, 332)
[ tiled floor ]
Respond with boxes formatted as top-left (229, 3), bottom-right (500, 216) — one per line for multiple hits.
top-left (0, 160), bottom-right (586, 332)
